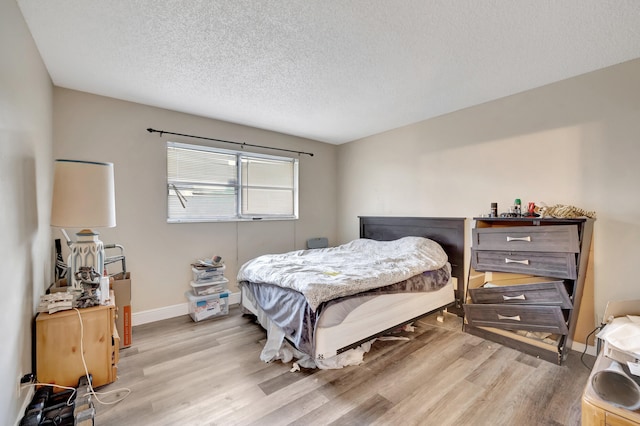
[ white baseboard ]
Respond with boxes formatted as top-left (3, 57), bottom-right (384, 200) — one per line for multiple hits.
top-left (132, 302), bottom-right (188, 326)
top-left (132, 291), bottom-right (241, 326)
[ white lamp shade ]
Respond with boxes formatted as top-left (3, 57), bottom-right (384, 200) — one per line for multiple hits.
top-left (51, 159), bottom-right (116, 228)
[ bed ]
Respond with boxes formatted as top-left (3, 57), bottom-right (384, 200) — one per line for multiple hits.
top-left (239, 216), bottom-right (466, 368)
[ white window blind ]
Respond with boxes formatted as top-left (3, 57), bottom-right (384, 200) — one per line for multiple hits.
top-left (167, 141), bottom-right (298, 222)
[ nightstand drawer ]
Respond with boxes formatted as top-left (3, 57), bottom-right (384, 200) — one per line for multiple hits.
top-left (464, 304), bottom-right (569, 334)
top-left (472, 225), bottom-right (580, 253)
top-left (471, 250), bottom-right (577, 279)
top-left (469, 281), bottom-right (572, 308)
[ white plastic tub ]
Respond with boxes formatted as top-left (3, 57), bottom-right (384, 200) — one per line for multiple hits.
top-left (185, 290), bottom-right (229, 322)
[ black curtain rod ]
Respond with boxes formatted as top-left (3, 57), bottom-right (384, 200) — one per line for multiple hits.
top-left (146, 128), bottom-right (314, 157)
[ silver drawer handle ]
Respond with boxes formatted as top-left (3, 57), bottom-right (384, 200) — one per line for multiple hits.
top-left (507, 236), bottom-right (531, 242)
top-left (505, 258), bottom-right (530, 265)
top-left (498, 314), bottom-right (521, 321)
top-left (503, 294), bottom-right (526, 301)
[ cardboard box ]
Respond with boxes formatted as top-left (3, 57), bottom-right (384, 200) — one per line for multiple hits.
top-left (597, 299), bottom-right (640, 358)
top-left (111, 272), bottom-right (132, 348)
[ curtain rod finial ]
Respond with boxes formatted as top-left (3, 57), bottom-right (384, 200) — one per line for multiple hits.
top-left (146, 128), bottom-right (154, 133)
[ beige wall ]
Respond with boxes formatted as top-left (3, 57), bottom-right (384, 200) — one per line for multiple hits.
top-left (337, 58), bottom-right (640, 325)
top-left (53, 88), bottom-right (338, 313)
top-left (0, 1), bottom-right (54, 423)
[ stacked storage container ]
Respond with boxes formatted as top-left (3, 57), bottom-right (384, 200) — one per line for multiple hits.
top-left (186, 261), bottom-right (229, 322)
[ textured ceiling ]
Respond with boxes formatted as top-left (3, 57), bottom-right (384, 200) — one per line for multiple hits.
top-left (17, 1), bottom-right (640, 144)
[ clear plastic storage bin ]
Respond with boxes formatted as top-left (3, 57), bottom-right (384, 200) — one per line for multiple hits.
top-left (185, 290), bottom-right (229, 322)
top-left (191, 265), bottom-right (226, 283)
top-left (190, 277), bottom-right (229, 296)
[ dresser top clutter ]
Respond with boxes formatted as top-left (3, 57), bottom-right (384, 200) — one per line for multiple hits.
top-left (464, 216), bottom-right (594, 365)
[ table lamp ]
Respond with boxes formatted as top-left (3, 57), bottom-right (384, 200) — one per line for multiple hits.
top-left (50, 159), bottom-right (116, 291)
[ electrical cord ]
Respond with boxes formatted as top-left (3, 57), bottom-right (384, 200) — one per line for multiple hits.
top-left (73, 308), bottom-right (131, 405)
top-left (22, 382), bottom-right (78, 407)
top-left (580, 325), bottom-right (602, 370)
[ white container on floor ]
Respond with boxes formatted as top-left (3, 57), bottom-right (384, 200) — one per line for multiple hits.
top-left (185, 290), bottom-right (229, 322)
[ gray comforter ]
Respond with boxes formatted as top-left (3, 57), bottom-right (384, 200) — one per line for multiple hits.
top-left (237, 236), bottom-right (448, 311)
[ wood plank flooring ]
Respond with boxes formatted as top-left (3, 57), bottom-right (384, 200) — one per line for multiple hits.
top-left (94, 307), bottom-right (595, 425)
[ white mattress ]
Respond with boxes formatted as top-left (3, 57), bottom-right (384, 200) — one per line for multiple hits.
top-left (314, 278), bottom-right (455, 360)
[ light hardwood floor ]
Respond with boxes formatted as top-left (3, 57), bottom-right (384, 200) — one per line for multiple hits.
top-left (94, 307), bottom-right (594, 425)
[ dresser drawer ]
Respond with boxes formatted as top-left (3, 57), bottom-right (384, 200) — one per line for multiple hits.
top-left (471, 250), bottom-right (577, 279)
top-left (472, 225), bottom-right (580, 253)
top-left (469, 281), bottom-right (572, 308)
top-left (464, 304), bottom-right (569, 334)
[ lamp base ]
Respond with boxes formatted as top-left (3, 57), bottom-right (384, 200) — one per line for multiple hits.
top-left (68, 229), bottom-right (105, 292)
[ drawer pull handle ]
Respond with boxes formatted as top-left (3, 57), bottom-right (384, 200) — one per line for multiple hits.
top-left (505, 258), bottom-right (530, 265)
top-left (498, 314), bottom-right (521, 321)
top-left (503, 294), bottom-right (526, 301)
top-left (507, 236), bottom-right (531, 242)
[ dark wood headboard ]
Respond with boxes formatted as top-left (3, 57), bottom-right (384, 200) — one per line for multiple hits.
top-left (359, 216), bottom-right (466, 316)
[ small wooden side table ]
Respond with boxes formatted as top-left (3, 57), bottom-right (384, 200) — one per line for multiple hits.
top-left (36, 293), bottom-right (119, 388)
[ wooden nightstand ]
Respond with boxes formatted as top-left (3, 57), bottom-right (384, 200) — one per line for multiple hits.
top-left (36, 292), bottom-right (119, 388)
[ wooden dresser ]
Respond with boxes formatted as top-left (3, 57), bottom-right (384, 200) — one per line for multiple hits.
top-left (463, 217), bottom-right (594, 364)
top-left (36, 294), bottom-right (119, 388)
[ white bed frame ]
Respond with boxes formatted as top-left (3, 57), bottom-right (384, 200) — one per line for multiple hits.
top-left (313, 278), bottom-right (457, 359)
top-left (241, 216), bottom-right (466, 362)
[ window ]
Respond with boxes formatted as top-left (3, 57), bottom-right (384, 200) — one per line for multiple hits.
top-left (167, 142), bottom-right (298, 222)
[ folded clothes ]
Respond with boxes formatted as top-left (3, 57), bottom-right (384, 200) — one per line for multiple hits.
top-left (607, 322), bottom-right (640, 355)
